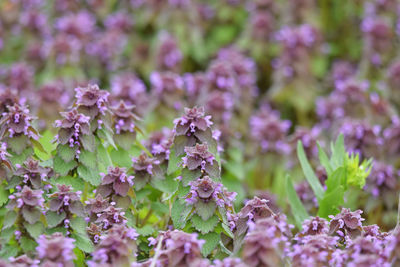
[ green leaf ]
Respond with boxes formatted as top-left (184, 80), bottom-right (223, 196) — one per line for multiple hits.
top-left (9, 147), bottom-right (33, 166)
top-left (317, 142), bottom-right (333, 176)
top-left (325, 167), bottom-right (346, 193)
top-left (135, 225), bottom-right (154, 236)
top-left (0, 244), bottom-right (18, 259)
top-left (97, 145), bottom-right (112, 173)
top-left (77, 165), bottom-right (101, 186)
top-left (150, 202), bottom-right (169, 216)
top-left (33, 130), bottom-right (56, 161)
top-left (74, 247), bottom-right (86, 266)
top-left (191, 214), bottom-right (219, 234)
top-left (19, 236), bottom-right (37, 253)
top-left (297, 141), bottom-right (324, 201)
top-left (79, 150), bottom-right (98, 170)
top-left (171, 199), bottom-right (192, 229)
top-left (318, 186), bottom-right (344, 218)
top-left (8, 135), bottom-right (28, 154)
top-left (195, 201), bottom-right (216, 221)
top-left (3, 211), bottom-right (17, 229)
top-left (71, 233), bottom-right (94, 253)
top-left (57, 144), bottom-right (76, 163)
top-left (285, 174), bottom-right (309, 228)
top-left (331, 134), bottom-right (345, 169)
top-left (199, 232), bottom-right (219, 256)
top-left (110, 148), bottom-right (132, 168)
top-left (53, 176), bottom-right (85, 192)
top-left (181, 168), bottom-right (202, 186)
top-left (24, 221), bottom-right (44, 239)
top-left (0, 187), bottom-right (9, 207)
top-left (80, 134), bottom-right (96, 152)
top-left (98, 129), bottom-right (117, 149)
top-left (53, 155), bottom-right (77, 176)
top-left (70, 217), bottom-right (87, 234)
top-left (167, 147), bottom-right (181, 175)
top-left (46, 211), bottom-right (66, 228)
top-left (22, 206), bottom-right (41, 224)
top-left (152, 176), bottom-right (178, 193)
top-left (114, 132), bottom-right (135, 150)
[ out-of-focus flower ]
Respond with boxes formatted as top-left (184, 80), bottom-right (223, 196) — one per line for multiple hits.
top-left (145, 127), bottom-right (173, 164)
top-left (242, 215), bottom-right (292, 267)
top-left (150, 71), bottom-right (184, 110)
top-left (365, 161), bottom-right (398, 198)
top-left (55, 11), bottom-right (96, 40)
top-left (110, 72), bottom-right (148, 115)
top-left (250, 105), bottom-right (291, 154)
top-left (105, 11), bottom-right (134, 33)
top-left (36, 233), bottom-right (75, 267)
top-left (88, 225), bottom-right (138, 267)
top-left (156, 32), bottom-right (182, 71)
top-left (339, 119), bottom-right (382, 158)
top-left (296, 217), bottom-right (329, 239)
top-left (7, 185), bottom-right (44, 224)
top-left (289, 234), bottom-right (339, 266)
top-left (145, 230), bottom-right (205, 267)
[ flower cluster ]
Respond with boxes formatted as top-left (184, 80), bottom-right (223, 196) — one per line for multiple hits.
top-left (97, 166), bottom-right (134, 198)
top-left (36, 233), bottom-right (75, 267)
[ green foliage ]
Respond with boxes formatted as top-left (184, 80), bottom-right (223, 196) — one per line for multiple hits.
top-left (293, 135), bottom-right (374, 220)
top-left (285, 174), bottom-right (309, 228)
top-left (191, 214), bottom-right (219, 234)
top-left (199, 232), bottom-right (220, 257)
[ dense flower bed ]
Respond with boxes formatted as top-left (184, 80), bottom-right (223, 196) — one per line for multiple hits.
top-left (0, 0), bottom-right (400, 266)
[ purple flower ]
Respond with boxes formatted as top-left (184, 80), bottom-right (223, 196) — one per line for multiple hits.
top-left (250, 105), bottom-right (291, 154)
top-left (48, 184), bottom-right (84, 217)
top-left (182, 143), bottom-right (216, 172)
top-left (156, 32), bottom-right (182, 70)
top-left (174, 106), bottom-right (213, 137)
top-left (289, 234), bottom-right (340, 266)
top-left (36, 232), bottom-right (75, 266)
top-left (296, 217), bottom-right (329, 238)
top-left (185, 176), bottom-right (235, 218)
top-left (97, 166), bottom-right (134, 197)
top-left (88, 225), bottom-right (138, 266)
top-left (242, 215), bottom-right (292, 267)
top-left (104, 11), bottom-right (134, 33)
top-left (111, 101), bottom-right (140, 135)
top-left (206, 60), bottom-right (237, 92)
top-left (8, 185), bottom-right (44, 209)
top-left (95, 205), bottom-right (127, 230)
top-left (145, 230), bottom-right (205, 267)
top-left (0, 103), bottom-right (38, 139)
top-left (150, 71), bottom-right (184, 109)
top-left (131, 153), bottom-right (162, 190)
top-left (55, 11), bottom-right (96, 39)
top-left (234, 197), bottom-right (275, 236)
top-left (329, 208), bottom-right (365, 240)
top-left (54, 108), bottom-right (91, 152)
top-left (364, 161), bottom-right (398, 197)
top-left (13, 158), bottom-right (52, 189)
top-left (75, 84), bottom-right (109, 117)
top-left (85, 194), bottom-right (111, 221)
top-left (145, 128), bottom-right (173, 163)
